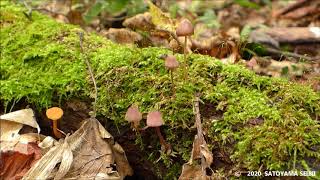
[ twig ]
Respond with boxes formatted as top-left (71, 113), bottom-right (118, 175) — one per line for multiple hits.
top-left (274, 0), bottom-right (309, 17)
top-left (9, 99), bottom-right (16, 113)
top-left (193, 93), bottom-right (206, 177)
top-left (266, 47), bottom-right (317, 61)
top-left (33, 8), bottom-right (67, 17)
top-left (79, 32), bottom-right (98, 117)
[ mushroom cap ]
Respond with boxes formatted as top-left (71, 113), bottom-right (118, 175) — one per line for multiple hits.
top-left (176, 19), bottom-right (194, 37)
top-left (147, 111), bottom-right (163, 127)
top-left (165, 55), bottom-right (179, 70)
top-left (46, 107), bottom-right (63, 121)
top-left (125, 105), bottom-right (142, 122)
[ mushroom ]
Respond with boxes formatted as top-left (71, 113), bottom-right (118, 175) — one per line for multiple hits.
top-left (125, 105), bottom-right (142, 130)
top-left (176, 19), bottom-right (194, 79)
top-left (147, 111), bottom-right (171, 152)
top-left (165, 55), bottom-right (179, 71)
top-left (46, 107), bottom-right (64, 138)
top-left (164, 55), bottom-right (179, 94)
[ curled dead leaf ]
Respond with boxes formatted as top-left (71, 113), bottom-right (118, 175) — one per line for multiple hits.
top-left (103, 28), bottom-right (142, 44)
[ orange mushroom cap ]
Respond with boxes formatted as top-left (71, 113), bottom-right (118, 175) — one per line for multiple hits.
top-left (125, 105), bottom-right (142, 122)
top-left (147, 111), bottom-right (164, 127)
top-left (46, 107), bottom-right (63, 121)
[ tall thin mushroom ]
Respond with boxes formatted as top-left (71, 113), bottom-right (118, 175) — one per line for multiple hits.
top-left (164, 55), bottom-right (179, 93)
top-left (176, 19), bottom-right (194, 80)
top-left (147, 111), bottom-right (171, 152)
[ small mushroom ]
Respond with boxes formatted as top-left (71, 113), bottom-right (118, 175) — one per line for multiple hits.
top-left (165, 55), bottom-right (179, 71)
top-left (46, 107), bottom-right (64, 138)
top-left (147, 111), bottom-right (171, 152)
top-left (165, 55), bottom-right (179, 94)
top-left (125, 105), bottom-right (142, 130)
top-left (176, 19), bottom-right (194, 79)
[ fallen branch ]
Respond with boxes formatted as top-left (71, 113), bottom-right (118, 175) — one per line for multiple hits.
top-left (266, 47), bottom-right (319, 62)
top-left (273, 0), bottom-right (310, 17)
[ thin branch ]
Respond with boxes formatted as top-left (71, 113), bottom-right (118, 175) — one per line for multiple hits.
top-left (79, 32), bottom-right (98, 117)
top-left (274, 0), bottom-right (309, 17)
top-left (266, 47), bottom-right (318, 62)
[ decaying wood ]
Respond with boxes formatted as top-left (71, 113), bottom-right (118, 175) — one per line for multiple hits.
top-left (264, 27), bottom-right (320, 44)
top-left (273, 0), bottom-right (310, 17)
top-left (266, 47), bottom-right (320, 62)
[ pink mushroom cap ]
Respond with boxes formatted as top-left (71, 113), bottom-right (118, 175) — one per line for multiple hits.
top-left (125, 105), bottom-right (142, 122)
top-left (147, 111), bottom-right (164, 127)
top-left (176, 19), bottom-right (194, 37)
top-left (165, 55), bottom-right (179, 70)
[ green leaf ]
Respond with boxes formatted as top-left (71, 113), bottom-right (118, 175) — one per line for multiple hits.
top-left (83, 1), bottom-right (104, 23)
top-left (148, 0), bottom-right (175, 32)
top-left (197, 9), bottom-right (220, 29)
top-left (240, 25), bottom-right (252, 42)
top-left (104, 0), bottom-right (130, 15)
top-left (234, 0), bottom-right (260, 9)
top-left (126, 0), bottom-right (147, 16)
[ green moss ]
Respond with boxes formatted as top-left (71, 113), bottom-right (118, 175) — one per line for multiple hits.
top-left (1, 2), bottom-right (319, 178)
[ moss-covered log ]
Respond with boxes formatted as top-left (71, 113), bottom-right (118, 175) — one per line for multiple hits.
top-left (1, 2), bottom-right (320, 178)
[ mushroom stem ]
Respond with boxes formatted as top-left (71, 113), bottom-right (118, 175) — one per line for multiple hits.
top-left (52, 120), bottom-right (62, 138)
top-left (155, 127), bottom-right (171, 151)
top-left (132, 121), bottom-right (140, 130)
top-left (170, 70), bottom-right (175, 95)
top-left (183, 36), bottom-right (188, 80)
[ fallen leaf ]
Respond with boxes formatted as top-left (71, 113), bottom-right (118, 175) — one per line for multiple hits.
top-left (179, 163), bottom-right (207, 180)
top-left (123, 12), bottom-right (154, 31)
top-left (23, 118), bottom-right (133, 179)
top-left (0, 142), bottom-right (42, 180)
top-left (147, 1), bottom-right (175, 32)
top-left (103, 28), bottom-right (142, 44)
top-left (0, 109), bottom-right (40, 134)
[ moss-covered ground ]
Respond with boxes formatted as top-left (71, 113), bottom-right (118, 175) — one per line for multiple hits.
top-left (1, 2), bottom-right (319, 179)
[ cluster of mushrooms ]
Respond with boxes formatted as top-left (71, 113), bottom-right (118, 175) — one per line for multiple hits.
top-left (45, 20), bottom-right (194, 153)
top-left (125, 19), bottom-right (194, 152)
top-left (125, 105), bottom-right (171, 152)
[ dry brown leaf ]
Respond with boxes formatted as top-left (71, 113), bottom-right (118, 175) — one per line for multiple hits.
top-left (23, 118), bottom-right (132, 179)
top-left (179, 163), bottom-right (208, 180)
top-left (0, 109), bottom-right (40, 135)
top-left (180, 135), bottom-right (214, 179)
top-left (123, 12), bottom-right (154, 31)
top-left (200, 144), bottom-right (213, 168)
top-left (0, 120), bottom-right (23, 142)
top-left (0, 142), bottom-right (42, 180)
top-left (103, 28), bottom-right (142, 44)
top-left (189, 135), bottom-right (201, 163)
